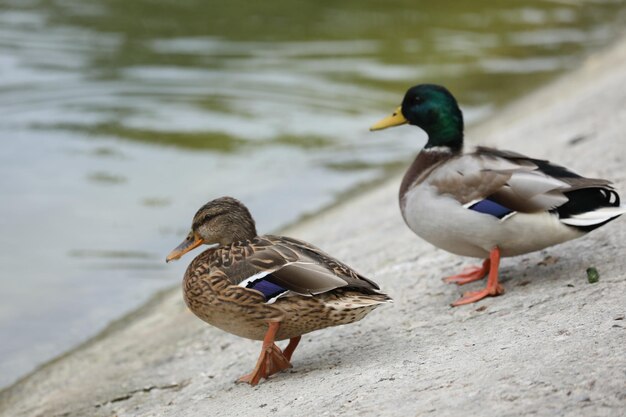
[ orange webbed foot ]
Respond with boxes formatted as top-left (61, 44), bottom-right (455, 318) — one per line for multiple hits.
top-left (451, 283), bottom-right (505, 306)
top-left (450, 247), bottom-right (504, 307)
top-left (443, 259), bottom-right (490, 285)
top-left (237, 343), bottom-right (292, 386)
top-left (237, 322), bottom-right (300, 386)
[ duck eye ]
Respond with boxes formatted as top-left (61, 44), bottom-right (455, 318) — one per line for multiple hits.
top-left (414, 96), bottom-right (423, 104)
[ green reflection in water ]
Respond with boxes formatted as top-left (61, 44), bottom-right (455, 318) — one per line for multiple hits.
top-left (19, 0), bottom-right (623, 152)
top-left (51, 122), bottom-right (246, 151)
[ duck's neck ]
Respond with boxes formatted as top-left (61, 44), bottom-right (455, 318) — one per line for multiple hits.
top-left (399, 145), bottom-right (457, 204)
top-left (423, 119), bottom-right (464, 153)
top-left (421, 99), bottom-right (464, 152)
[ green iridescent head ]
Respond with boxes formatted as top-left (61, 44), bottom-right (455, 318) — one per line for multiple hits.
top-left (370, 84), bottom-right (464, 151)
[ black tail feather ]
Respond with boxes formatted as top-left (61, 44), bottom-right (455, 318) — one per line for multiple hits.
top-left (557, 187), bottom-right (622, 232)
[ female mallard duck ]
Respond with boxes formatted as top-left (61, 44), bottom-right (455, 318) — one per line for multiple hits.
top-left (166, 197), bottom-right (390, 385)
top-left (370, 84), bottom-right (625, 306)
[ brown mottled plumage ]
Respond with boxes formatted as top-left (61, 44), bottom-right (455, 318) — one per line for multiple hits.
top-left (166, 197), bottom-right (390, 385)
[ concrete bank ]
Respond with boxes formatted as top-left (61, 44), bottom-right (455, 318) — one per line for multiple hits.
top-left (2, 35), bottom-right (626, 417)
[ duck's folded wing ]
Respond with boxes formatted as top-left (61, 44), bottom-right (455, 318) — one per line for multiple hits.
top-left (234, 237), bottom-right (380, 303)
top-left (429, 146), bottom-right (616, 216)
top-left (270, 236), bottom-right (381, 289)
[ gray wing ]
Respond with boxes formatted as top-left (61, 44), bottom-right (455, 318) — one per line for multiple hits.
top-left (428, 146), bottom-right (611, 213)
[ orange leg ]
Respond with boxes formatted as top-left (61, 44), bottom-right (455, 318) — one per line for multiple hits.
top-left (282, 336), bottom-right (301, 362)
top-left (451, 247), bottom-right (505, 307)
top-left (443, 259), bottom-right (490, 285)
top-left (237, 322), bottom-right (292, 385)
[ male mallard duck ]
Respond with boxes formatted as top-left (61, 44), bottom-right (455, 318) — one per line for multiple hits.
top-left (370, 84), bottom-right (626, 306)
top-left (166, 197), bottom-right (390, 385)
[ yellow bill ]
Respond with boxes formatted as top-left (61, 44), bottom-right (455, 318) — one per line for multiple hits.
top-left (369, 106), bottom-right (407, 131)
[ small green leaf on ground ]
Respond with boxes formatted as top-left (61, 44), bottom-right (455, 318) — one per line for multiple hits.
top-left (586, 267), bottom-right (600, 283)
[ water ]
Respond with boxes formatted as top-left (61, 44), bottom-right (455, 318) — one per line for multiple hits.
top-left (0, 0), bottom-right (624, 388)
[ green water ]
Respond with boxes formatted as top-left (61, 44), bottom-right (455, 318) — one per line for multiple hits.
top-left (0, 0), bottom-right (624, 388)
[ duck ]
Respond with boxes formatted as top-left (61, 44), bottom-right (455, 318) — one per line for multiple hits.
top-left (166, 197), bottom-right (390, 385)
top-left (370, 84), bottom-right (626, 306)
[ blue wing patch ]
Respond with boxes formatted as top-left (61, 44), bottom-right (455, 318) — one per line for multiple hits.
top-left (467, 199), bottom-right (514, 219)
top-left (245, 277), bottom-right (287, 302)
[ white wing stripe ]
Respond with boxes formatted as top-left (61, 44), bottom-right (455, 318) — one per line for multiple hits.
top-left (561, 206), bottom-right (626, 226)
top-left (238, 269), bottom-right (275, 288)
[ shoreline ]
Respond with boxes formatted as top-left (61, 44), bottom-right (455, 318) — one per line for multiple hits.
top-left (2, 32), bottom-right (626, 417)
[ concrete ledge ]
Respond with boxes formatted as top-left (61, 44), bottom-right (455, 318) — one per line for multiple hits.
top-left (2, 34), bottom-right (626, 417)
